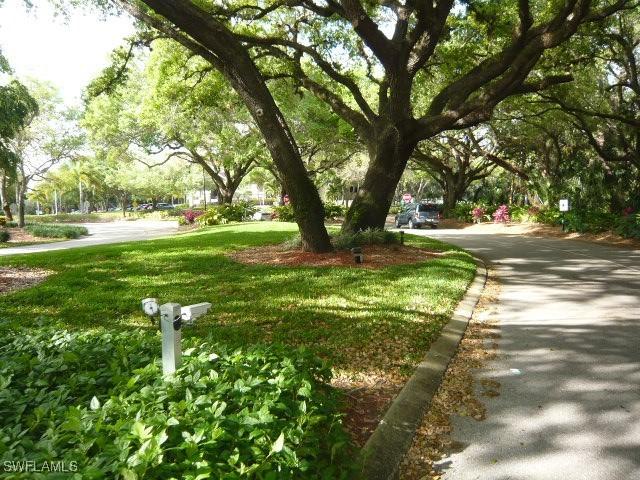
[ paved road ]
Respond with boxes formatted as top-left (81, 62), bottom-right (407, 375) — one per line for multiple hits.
top-left (0, 220), bottom-right (178, 256)
top-left (405, 228), bottom-right (640, 480)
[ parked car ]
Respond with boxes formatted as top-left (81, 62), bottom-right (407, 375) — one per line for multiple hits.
top-left (394, 203), bottom-right (439, 229)
top-left (155, 203), bottom-right (174, 210)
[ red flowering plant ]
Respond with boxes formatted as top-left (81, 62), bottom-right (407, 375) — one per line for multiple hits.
top-left (492, 204), bottom-right (511, 224)
top-left (183, 209), bottom-right (204, 224)
top-left (472, 207), bottom-right (486, 223)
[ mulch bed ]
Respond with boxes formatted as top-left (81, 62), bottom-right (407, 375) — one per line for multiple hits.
top-left (0, 267), bottom-right (52, 294)
top-left (229, 244), bottom-right (442, 269)
top-left (5, 227), bottom-right (41, 243)
top-left (334, 375), bottom-right (405, 447)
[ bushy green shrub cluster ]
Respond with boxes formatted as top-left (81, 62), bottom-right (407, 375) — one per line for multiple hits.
top-left (282, 228), bottom-right (399, 251)
top-left (388, 205), bottom-right (402, 215)
top-left (324, 204), bottom-right (346, 220)
top-left (194, 202), bottom-right (257, 227)
top-left (272, 205), bottom-right (296, 222)
top-left (0, 328), bottom-right (353, 479)
top-left (449, 202), bottom-right (475, 222)
top-left (274, 204), bottom-right (347, 223)
top-left (559, 210), bottom-right (640, 237)
top-left (0, 229), bottom-right (9, 242)
top-left (24, 223), bottom-right (89, 239)
top-left (196, 209), bottom-right (227, 226)
top-left (215, 201), bottom-right (257, 222)
top-left (332, 228), bottom-right (399, 250)
top-left (0, 216), bottom-right (6, 227)
top-left (614, 212), bottom-right (640, 238)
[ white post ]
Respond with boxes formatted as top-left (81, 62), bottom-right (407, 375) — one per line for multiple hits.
top-left (160, 303), bottom-right (182, 374)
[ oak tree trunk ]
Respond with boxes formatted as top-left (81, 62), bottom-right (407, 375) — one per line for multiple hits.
top-left (138, 0), bottom-right (333, 252)
top-left (342, 130), bottom-right (416, 233)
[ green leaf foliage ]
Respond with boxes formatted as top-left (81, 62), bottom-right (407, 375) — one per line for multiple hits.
top-left (0, 327), bottom-right (355, 479)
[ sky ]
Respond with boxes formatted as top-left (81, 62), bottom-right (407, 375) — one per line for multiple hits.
top-left (0, 0), bottom-right (134, 106)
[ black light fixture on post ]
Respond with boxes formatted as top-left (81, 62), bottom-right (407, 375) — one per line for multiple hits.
top-left (351, 247), bottom-right (364, 264)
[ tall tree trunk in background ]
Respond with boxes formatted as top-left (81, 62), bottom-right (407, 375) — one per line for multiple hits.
top-left (17, 164), bottom-right (26, 227)
top-left (1, 173), bottom-right (13, 220)
top-left (78, 180), bottom-right (83, 214)
top-left (121, 193), bottom-right (128, 218)
top-left (132, 0), bottom-right (332, 252)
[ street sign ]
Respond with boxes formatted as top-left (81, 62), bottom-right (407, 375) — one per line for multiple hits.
top-left (559, 199), bottom-right (569, 212)
top-left (402, 193), bottom-right (412, 203)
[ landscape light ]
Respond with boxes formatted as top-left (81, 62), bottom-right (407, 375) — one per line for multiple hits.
top-left (351, 247), bottom-right (364, 264)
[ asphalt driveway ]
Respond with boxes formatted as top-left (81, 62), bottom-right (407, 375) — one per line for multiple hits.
top-left (0, 220), bottom-right (178, 256)
top-left (404, 228), bottom-right (640, 480)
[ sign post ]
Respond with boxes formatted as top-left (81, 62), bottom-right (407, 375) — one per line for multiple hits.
top-left (160, 303), bottom-right (182, 375)
top-left (559, 199), bottom-right (569, 232)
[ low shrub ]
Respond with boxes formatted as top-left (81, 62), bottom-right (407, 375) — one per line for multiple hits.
top-left (0, 229), bottom-right (9, 242)
top-left (449, 202), bottom-right (474, 222)
top-left (215, 201), bottom-right (257, 222)
top-left (182, 209), bottom-right (204, 225)
top-left (24, 223), bottom-right (89, 239)
top-left (492, 204), bottom-right (511, 224)
top-left (324, 204), bottom-right (346, 220)
top-left (332, 228), bottom-right (399, 250)
top-left (6, 220), bottom-right (17, 228)
top-left (196, 209), bottom-right (227, 226)
top-left (471, 207), bottom-right (486, 223)
top-left (562, 210), bottom-right (616, 233)
top-left (272, 205), bottom-right (296, 222)
top-left (0, 328), bottom-right (354, 479)
top-left (388, 205), bottom-right (402, 215)
top-left (0, 216), bottom-right (5, 227)
top-left (192, 202), bottom-right (257, 227)
top-left (614, 212), bottom-right (640, 239)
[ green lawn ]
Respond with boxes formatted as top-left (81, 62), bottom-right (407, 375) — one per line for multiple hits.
top-left (0, 222), bottom-right (475, 476)
top-left (0, 222), bottom-right (475, 377)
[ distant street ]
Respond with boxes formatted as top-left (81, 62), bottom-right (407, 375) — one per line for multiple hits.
top-left (0, 220), bottom-right (178, 256)
top-left (405, 228), bottom-right (640, 480)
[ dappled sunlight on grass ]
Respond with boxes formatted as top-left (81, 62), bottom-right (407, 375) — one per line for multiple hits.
top-left (0, 223), bottom-right (475, 378)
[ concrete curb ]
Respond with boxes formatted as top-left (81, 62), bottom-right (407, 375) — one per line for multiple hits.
top-left (359, 256), bottom-right (488, 480)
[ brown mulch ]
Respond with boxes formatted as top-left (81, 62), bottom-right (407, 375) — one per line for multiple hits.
top-left (0, 267), bottom-right (52, 294)
top-left (229, 244), bottom-right (442, 269)
top-left (5, 227), bottom-right (41, 243)
top-left (399, 268), bottom-right (502, 479)
top-left (334, 374), bottom-right (406, 447)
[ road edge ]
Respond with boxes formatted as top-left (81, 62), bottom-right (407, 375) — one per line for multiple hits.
top-left (359, 255), bottom-right (488, 479)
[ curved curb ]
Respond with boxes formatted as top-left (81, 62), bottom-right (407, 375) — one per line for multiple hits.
top-left (359, 256), bottom-right (488, 480)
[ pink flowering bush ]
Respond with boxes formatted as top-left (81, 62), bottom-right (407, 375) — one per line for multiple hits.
top-left (492, 204), bottom-right (511, 223)
top-left (472, 207), bottom-right (486, 223)
top-left (182, 209), bottom-right (204, 225)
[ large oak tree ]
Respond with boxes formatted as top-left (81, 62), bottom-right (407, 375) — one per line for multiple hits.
top-left (96, 0), bottom-right (637, 235)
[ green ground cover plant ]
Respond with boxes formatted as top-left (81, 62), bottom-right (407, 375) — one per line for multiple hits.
top-left (0, 223), bottom-right (475, 476)
top-left (0, 327), bottom-right (351, 479)
top-left (24, 223), bottom-right (89, 239)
